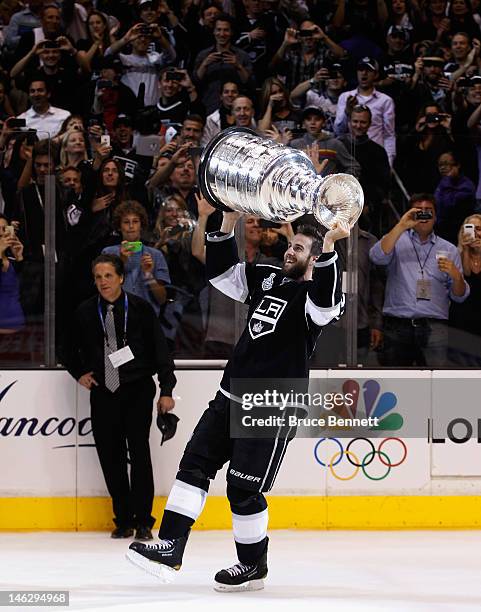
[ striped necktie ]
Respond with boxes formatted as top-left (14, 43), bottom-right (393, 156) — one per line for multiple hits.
top-left (104, 304), bottom-right (120, 393)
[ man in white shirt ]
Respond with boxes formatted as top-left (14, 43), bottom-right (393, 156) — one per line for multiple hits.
top-left (105, 23), bottom-right (175, 106)
top-left (334, 57), bottom-right (396, 167)
top-left (17, 78), bottom-right (70, 138)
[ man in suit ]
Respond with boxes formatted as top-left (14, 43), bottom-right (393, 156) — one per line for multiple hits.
top-left (64, 253), bottom-right (176, 540)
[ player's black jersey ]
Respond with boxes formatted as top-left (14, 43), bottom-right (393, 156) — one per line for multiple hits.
top-left (206, 231), bottom-right (344, 394)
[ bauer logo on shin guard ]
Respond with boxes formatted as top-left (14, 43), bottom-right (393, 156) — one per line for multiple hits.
top-left (229, 469), bottom-right (261, 483)
top-left (248, 296), bottom-right (287, 340)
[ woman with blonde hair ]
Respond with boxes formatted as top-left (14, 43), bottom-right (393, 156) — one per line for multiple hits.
top-left (450, 214), bottom-right (481, 364)
top-left (257, 77), bottom-right (300, 134)
top-left (59, 129), bottom-right (88, 168)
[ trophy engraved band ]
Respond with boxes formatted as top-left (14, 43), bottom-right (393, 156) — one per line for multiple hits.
top-left (198, 127), bottom-right (364, 229)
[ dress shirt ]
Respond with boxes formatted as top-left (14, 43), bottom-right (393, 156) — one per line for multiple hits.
top-left (17, 105), bottom-right (70, 138)
top-left (102, 245), bottom-right (170, 316)
top-left (369, 229), bottom-right (469, 319)
top-left (334, 87), bottom-right (396, 166)
top-left (4, 9), bottom-right (41, 50)
top-left (64, 290), bottom-right (176, 395)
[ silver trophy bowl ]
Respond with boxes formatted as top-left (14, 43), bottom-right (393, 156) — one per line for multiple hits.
top-left (198, 127), bottom-right (364, 229)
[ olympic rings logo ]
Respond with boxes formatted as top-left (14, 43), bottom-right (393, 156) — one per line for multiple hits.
top-left (314, 437), bottom-right (408, 481)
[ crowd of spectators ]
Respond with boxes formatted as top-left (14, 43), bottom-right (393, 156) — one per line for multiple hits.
top-left (1, 0), bottom-right (481, 367)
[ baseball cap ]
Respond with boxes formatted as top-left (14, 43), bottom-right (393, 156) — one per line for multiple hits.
top-left (358, 56), bottom-right (379, 71)
top-left (98, 56), bottom-right (122, 72)
top-left (113, 114), bottom-right (133, 128)
top-left (156, 412), bottom-right (179, 445)
top-left (422, 46), bottom-right (445, 63)
top-left (387, 25), bottom-right (410, 39)
top-left (301, 106), bottom-right (325, 120)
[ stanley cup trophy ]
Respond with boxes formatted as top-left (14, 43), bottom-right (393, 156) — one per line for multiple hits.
top-left (198, 127), bottom-right (364, 229)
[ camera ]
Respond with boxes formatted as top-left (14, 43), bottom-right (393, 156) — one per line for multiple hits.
top-left (415, 210), bottom-right (433, 220)
top-left (139, 25), bottom-right (152, 36)
top-left (425, 113), bottom-right (442, 123)
top-left (42, 40), bottom-right (60, 49)
top-left (299, 29), bottom-right (315, 37)
top-left (97, 79), bottom-right (114, 89)
top-left (166, 69), bottom-right (183, 82)
top-left (7, 118), bottom-right (26, 129)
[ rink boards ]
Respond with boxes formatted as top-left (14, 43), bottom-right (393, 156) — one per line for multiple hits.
top-left (1, 369), bottom-right (481, 530)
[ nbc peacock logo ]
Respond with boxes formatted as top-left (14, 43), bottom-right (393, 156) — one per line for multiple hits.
top-left (329, 379), bottom-right (403, 431)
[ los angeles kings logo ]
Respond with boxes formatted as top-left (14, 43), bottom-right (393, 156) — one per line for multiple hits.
top-left (249, 296), bottom-right (287, 339)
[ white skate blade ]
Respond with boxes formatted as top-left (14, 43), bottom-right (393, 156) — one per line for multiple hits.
top-left (214, 578), bottom-right (265, 593)
top-left (125, 549), bottom-right (178, 583)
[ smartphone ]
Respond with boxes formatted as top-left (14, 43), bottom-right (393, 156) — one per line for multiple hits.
top-left (416, 210), bottom-right (433, 220)
top-left (97, 79), bottom-right (114, 89)
top-left (7, 118), bottom-right (26, 128)
top-left (464, 223), bottom-right (476, 240)
top-left (259, 220), bottom-right (281, 229)
top-left (43, 40), bottom-right (60, 49)
top-left (100, 134), bottom-right (111, 147)
top-left (299, 29), bottom-right (314, 37)
top-left (136, 135), bottom-right (161, 157)
top-left (166, 69), bottom-right (183, 82)
top-left (188, 146), bottom-right (203, 156)
top-left (4, 225), bottom-right (15, 236)
top-left (125, 241), bottom-right (143, 253)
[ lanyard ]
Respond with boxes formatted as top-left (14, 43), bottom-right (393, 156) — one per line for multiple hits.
top-left (97, 293), bottom-right (128, 348)
top-left (410, 234), bottom-right (435, 277)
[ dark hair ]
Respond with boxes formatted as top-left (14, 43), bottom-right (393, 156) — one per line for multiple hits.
top-left (296, 224), bottom-right (323, 256)
top-left (409, 193), bottom-right (436, 207)
top-left (28, 76), bottom-right (51, 92)
top-left (92, 253), bottom-right (124, 277)
top-left (113, 200), bottom-right (149, 230)
top-left (0, 213), bottom-right (7, 223)
top-left (95, 157), bottom-right (126, 202)
top-left (41, 4), bottom-right (61, 17)
top-left (87, 11), bottom-right (111, 48)
top-left (183, 113), bottom-right (205, 127)
top-left (219, 79), bottom-right (240, 93)
top-left (33, 138), bottom-right (57, 161)
top-left (214, 13), bottom-right (235, 28)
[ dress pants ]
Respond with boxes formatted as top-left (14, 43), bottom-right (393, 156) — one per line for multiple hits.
top-left (90, 377), bottom-right (156, 529)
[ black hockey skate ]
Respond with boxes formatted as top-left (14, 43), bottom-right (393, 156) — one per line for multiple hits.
top-left (126, 533), bottom-right (189, 583)
top-left (214, 550), bottom-right (268, 592)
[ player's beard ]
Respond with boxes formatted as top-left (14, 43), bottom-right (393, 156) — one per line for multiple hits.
top-left (282, 258), bottom-right (309, 279)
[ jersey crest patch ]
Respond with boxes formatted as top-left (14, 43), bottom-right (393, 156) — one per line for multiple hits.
top-left (261, 272), bottom-right (276, 291)
top-left (249, 296), bottom-right (287, 339)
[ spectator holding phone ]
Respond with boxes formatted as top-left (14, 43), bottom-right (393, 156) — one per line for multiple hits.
top-left (194, 14), bottom-right (253, 114)
top-left (91, 57), bottom-right (137, 132)
top-left (290, 63), bottom-right (347, 134)
top-left (102, 200), bottom-right (169, 314)
top-left (396, 103), bottom-right (454, 193)
top-left (369, 193), bottom-right (469, 366)
top-left (105, 22), bottom-right (175, 106)
top-left (156, 67), bottom-right (204, 125)
top-left (269, 21), bottom-right (346, 91)
top-left (13, 4), bottom-right (63, 62)
top-left (10, 39), bottom-right (80, 113)
top-left (449, 213), bottom-right (481, 364)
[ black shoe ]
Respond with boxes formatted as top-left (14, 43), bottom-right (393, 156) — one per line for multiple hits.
top-left (135, 526), bottom-right (153, 541)
top-left (126, 532), bottom-right (190, 583)
top-left (111, 527), bottom-right (134, 539)
top-left (214, 551), bottom-right (268, 592)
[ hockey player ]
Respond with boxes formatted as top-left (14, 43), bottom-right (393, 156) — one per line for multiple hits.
top-left (126, 210), bottom-right (349, 591)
